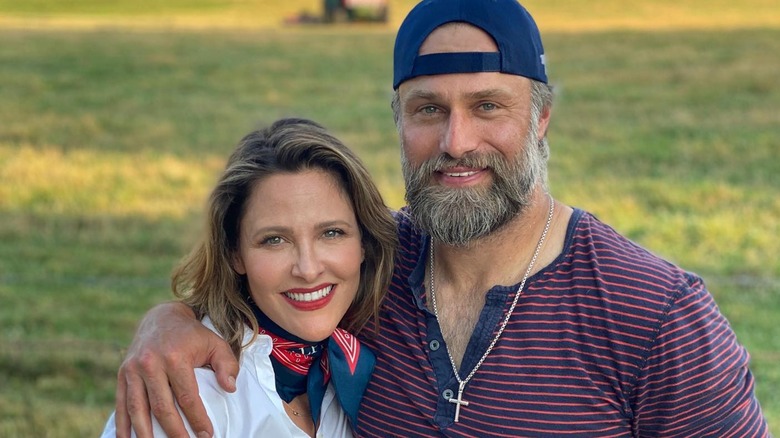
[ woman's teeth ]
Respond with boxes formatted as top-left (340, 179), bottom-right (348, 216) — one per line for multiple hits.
top-left (285, 285), bottom-right (333, 302)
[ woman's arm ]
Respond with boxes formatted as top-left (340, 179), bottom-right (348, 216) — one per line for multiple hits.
top-left (114, 302), bottom-right (239, 438)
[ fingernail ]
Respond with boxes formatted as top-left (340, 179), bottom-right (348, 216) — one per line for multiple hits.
top-left (197, 432), bottom-right (211, 438)
top-left (228, 376), bottom-right (236, 390)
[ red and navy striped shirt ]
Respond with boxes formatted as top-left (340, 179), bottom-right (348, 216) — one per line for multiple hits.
top-left (356, 208), bottom-right (768, 437)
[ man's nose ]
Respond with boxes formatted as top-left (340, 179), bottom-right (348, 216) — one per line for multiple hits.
top-left (440, 110), bottom-right (479, 159)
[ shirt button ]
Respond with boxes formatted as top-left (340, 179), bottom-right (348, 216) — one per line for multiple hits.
top-left (429, 339), bottom-right (440, 351)
top-left (443, 389), bottom-right (454, 400)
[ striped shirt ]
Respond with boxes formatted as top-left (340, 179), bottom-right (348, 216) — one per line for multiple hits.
top-left (356, 208), bottom-right (768, 437)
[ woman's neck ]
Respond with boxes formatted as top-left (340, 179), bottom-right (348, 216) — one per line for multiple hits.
top-left (283, 394), bottom-right (315, 437)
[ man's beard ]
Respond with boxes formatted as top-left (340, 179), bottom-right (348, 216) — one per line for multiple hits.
top-left (401, 123), bottom-right (544, 247)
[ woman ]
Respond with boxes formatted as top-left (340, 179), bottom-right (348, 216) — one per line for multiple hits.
top-left (102, 118), bottom-right (397, 437)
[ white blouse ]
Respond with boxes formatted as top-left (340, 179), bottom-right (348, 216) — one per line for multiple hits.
top-left (101, 317), bottom-right (354, 437)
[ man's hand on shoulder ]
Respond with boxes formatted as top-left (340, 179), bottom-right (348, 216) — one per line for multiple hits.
top-left (114, 302), bottom-right (238, 438)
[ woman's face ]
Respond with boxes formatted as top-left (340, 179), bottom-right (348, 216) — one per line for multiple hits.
top-left (234, 168), bottom-right (364, 342)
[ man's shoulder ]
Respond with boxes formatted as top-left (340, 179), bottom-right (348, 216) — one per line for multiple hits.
top-left (567, 208), bottom-right (695, 292)
top-left (574, 209), bottom-right (676, 265)
top-left (393, 207), bottom-right (426, 255)
top-left (393, 207), bottom-right (417, 234)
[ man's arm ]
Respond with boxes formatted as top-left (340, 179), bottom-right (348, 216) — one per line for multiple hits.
top-left (114, 302), bottom-right (239, 438)
top-left (634, 276), bottom-right (769, 437)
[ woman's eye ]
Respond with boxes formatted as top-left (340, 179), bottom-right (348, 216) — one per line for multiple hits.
top-left (261, 236), bottom-right (283, 245)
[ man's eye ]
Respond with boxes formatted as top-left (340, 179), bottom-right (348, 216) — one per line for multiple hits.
top-left (324, 229), bottom-right (345, 238)
top-left (480, 102), bottom-right (497, 111)
top-left (421, 106), bottom-right (438, 114)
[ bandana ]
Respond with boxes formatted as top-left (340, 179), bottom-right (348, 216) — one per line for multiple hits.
top-left (247, 299), bottom-right (375, 427)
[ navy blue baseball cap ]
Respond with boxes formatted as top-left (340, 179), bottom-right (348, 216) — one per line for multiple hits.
top-left (393, 0), bottom-right (547, 89)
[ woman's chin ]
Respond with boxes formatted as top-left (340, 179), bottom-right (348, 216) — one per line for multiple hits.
top-left (290, 324), bottom-right (339, 343)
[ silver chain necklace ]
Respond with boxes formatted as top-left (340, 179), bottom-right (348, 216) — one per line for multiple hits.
top-left (428, 194), bottom-right (555, 423)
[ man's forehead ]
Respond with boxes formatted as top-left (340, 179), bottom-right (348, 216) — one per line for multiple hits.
top-left (418, 23), bottom-right (499, 56)
top-left (398, 71), bottom-right (530, 101)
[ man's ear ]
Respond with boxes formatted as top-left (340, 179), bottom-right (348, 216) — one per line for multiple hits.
top-left (537, 104), bottom-right (551, 141)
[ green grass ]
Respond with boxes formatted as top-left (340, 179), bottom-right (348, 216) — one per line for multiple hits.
top-left (2, 0), bottom-right (780, 30)
top-left (1, 3), bottom-right (779, 436)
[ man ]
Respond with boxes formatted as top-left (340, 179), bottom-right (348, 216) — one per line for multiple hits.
top-left (116, 0), bottom-right (769, 436)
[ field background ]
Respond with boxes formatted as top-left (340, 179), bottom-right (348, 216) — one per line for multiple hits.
top-left (1, 1), bottom-right (778, 436)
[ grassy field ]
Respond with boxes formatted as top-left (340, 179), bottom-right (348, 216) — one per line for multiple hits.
top-left (1, 1), bottom-right (778, 436)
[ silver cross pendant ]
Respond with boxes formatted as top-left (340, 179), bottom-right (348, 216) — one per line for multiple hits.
top-left (448, 381), bottom-right (469, 422)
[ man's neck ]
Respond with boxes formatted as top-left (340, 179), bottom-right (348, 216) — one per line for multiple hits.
top-left (426, 189), bottom-right (572, 367)
top-left (432, 191), bottom-right (568, 294)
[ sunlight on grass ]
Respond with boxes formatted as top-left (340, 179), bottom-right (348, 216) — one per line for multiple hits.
top-left (0, 142), bottom-right (406, 217)
top-left (1, 0), bottom-right (779, 31)
top-left (0, 145), bottom-right (223, 218)
top-left (530, 0), bottom-right (780, 32)
top-left (557, 176), bottom-right (780, 276)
